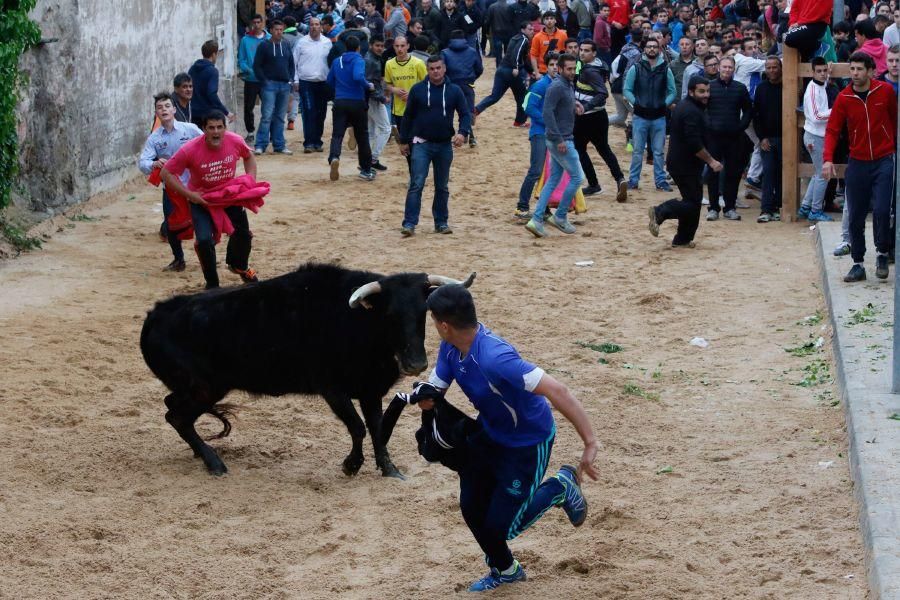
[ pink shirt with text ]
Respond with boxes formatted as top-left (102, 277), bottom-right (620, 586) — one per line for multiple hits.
top-left (165, 131), bottom-right (251, 193)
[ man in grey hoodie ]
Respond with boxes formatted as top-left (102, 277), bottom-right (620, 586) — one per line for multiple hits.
top-left (525, 53), bottom-right (584, 238)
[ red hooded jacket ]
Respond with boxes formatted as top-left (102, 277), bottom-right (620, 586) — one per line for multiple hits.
top-left (607, 0), bottom-right (630, 27)
top-left (788, 0), bottom-right (832, 26)
top-left (824, 79), bottom-right (898, 163)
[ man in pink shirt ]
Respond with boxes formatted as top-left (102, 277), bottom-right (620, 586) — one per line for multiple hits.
top-left (161, 110), bottom-right (260, 289)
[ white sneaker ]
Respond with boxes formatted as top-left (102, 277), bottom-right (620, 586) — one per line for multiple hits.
top-left (701, 196), bottom-right (709, 205)
top-left (706, 209), bottom-right (719, 221)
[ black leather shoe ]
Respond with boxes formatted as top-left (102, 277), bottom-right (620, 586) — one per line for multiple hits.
top-left (844, 264), bottom-right (867, 282)
top-left (876, 255), bottom-right (889, 279)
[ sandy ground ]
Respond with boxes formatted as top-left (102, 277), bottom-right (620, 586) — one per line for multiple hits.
top-left (0, 64), bottom-right (867, 599)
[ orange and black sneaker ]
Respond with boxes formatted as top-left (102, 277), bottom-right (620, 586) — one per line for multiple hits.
top-left (228, 265), bottom-right (259, 284)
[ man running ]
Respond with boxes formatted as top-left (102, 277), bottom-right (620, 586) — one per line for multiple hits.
top-left (473, 20), bottom-right (534, 127)
top-left (573, 39), bottom-right (627, 201)
top-left (525, 53), bottom-right (584, 238)
top-left (139, 93), bottom-right (203, 272)
top-left (648, 76), bottom-right (722, 248)
top-left (160, 111), bottom-right (260, 289)
top-left (517, 51), bottom-right (559, 220)
top-left (417, 283), bottom-right (599, 592)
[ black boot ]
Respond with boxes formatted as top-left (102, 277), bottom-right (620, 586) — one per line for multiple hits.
top-left (195, 241), bottom-right (219, 289)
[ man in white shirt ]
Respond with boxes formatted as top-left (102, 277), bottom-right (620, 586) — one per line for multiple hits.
top-left (883, 8), bottom-right (900, 47)
top-left (733, 36), bottom-right (767, 194)
top-left (293, 18), bottom-right (333, 152)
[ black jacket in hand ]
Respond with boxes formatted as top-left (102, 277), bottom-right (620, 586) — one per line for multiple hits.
top-left (706, 76), bottom-right (753, 135)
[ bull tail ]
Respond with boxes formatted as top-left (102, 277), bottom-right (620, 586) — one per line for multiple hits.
top-left (204, 403), bottom-right (240, 440)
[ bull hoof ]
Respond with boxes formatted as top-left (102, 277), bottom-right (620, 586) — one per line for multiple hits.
top-left (342, 453), bottom-right (364, 476)
top-left (207, 463), bottom-right (228, 476)
top-left (378, 457), bottom-right (405, 480)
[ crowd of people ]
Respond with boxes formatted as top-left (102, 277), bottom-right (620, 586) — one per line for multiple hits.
top-left (141, 0), bottom-right (900, 290)
top-left (132, 0), bottom-right (900, 592)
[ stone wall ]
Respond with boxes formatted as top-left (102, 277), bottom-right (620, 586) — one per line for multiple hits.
top-left (16, 0), bottom-right (239, 214)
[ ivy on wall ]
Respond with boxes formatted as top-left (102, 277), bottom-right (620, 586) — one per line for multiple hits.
top-left (0, 1), bottom-right (42, 248)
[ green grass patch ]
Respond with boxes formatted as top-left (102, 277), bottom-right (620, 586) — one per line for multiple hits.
top-left (795, 359), bottom-right (830, 388)
top-left (623, 383), bottom-right (659, 401)
top-left (576, 341), bottom-right (623, 354)
top-left (846, 303), bottom-right (878, 326)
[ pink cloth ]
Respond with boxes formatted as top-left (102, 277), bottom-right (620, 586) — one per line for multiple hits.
top-left (164, 131), bottom-right (253, 193)
top-left (201, 174), bottom-right (269, 239)
top-left (860, 39), bottom-right (888, 77)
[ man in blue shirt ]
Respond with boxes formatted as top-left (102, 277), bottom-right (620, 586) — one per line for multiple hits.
top-left (418, 284), bottom-right (599, 593)
top-left (138, 93), bottom-right (202, 272)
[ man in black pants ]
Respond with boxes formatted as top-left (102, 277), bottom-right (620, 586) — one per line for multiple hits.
top-left (573, 39), bottom-right (627, 202)
top-left (326, 36), bottom-right (377, 181)
top-left (704, 56), bottom-right (752, 222)
top-left (648, 76), bottom-right (722, 247)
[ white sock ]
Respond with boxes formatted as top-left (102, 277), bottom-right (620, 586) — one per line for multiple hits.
top-left (500, 560), bottom-right (519, 576)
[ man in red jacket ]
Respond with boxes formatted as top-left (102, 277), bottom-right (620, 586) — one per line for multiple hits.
top-left (823, 52), bottom-right (898, 283)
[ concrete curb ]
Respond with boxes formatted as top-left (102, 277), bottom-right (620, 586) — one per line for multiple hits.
top-left (815, 223), bottom-right (900, 600)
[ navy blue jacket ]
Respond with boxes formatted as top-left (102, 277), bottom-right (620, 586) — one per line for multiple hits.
top-left (253, 39), bottom-right (295, 84)
top-left (187, 59), bottom-right (229, 118)
top-left (399, 78), bottom-right (473, 143)
top-left (440, 39), bottom-right (483, 85)
top-left (326, 51), bottom-right (371, 101)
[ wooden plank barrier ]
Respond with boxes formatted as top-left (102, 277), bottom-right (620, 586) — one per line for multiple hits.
top-left (781, 46), bottom-right (848, 222)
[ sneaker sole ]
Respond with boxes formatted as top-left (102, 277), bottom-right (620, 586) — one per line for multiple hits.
top-left (648, 207), bottom-right (659, 237)
top-left (330, 159), bottom-right (340, 181)
top-left (616, 181), bottom-right (628, 203)
top-left (525, 223), bottom-right (546, 238)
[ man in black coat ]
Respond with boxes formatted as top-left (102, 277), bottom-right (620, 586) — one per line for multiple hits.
top-left (648, 76), bottom-right (723, 247)
top-left (752, 57), bottom-right (783, 222)
top-left (704, 55), bottom-right (753, 222)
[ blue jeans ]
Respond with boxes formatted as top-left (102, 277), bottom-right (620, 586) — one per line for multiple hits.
top-left (760, 137), bottom-right (782, 214)
top-left (533, 139), bottom-right (584, 222)
top-left (846, 155), bottom-right (894, 263)
top-left (518, 133), bottom-right (546, 211)
top-left (577, 27), bottom-right (592, 42)
top-left (298, 80), bottom-right (330, 149)
top-left (802, 132), bottom-right (827, 213)
top-left (403, 142), bottom-right (453, 229)
top-left (628, 115), bottom-right (666, 187)
top-left (474, 66), bottom-right (527, 124)
top-left (256, 80), bottom-right (290, 152)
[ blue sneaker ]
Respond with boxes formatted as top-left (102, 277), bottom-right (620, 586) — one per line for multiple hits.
top-left (808, 211), bottom-right (834, 222)
top-left (555, 465), bottom-right (588, 527)
top-left (797, 205), bottom-right (811, 220)
top-left (468, 562), bottom-right (527, 592)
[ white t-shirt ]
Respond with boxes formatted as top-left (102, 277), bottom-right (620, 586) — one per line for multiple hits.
top-left (293, 34), bottom-right (332, 82)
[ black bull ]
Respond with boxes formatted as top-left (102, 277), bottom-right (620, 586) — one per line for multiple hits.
top-left (140, 263), bottom-right (475, 477)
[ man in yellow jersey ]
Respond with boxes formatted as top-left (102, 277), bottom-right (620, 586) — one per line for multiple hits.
top-left (384, 36), bottom-right (427, 141)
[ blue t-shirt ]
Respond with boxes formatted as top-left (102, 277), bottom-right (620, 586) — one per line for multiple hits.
top-left (429, 324), bottom-right (555, 448)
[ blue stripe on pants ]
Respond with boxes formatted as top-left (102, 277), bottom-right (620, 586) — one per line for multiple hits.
top-left (458, 427), bottom-right (563, 572)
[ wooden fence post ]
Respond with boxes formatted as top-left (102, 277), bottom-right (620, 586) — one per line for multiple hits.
top-left (782, 45), bottom-right (800, 223)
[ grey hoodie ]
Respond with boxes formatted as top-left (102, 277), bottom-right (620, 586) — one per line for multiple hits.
top-left (543, 76), bottom-right (576, 143)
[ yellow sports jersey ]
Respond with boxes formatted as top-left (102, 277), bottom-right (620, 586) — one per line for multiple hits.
top-left (384, 56), bottom-right (426, 116)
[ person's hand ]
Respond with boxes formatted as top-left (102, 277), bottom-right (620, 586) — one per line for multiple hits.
top-left (292, 82), bottom-right (299, 92)
top-left (578, 439), bottom-right (600, 482)
top-left (417, 399), bottom-right (435, 410)
top-left (822, 161), bottom-right (836, 180)
top-left (397, 89), bottom-right (409, 100)
top-left (187, 191), bottom-right (208, 206)
top-left (152, 158), bottom-right (167, 170)
top-left (575, 101), bottom-right (585, 116)
top-left (399, 143), bottom-right (410, 156)
top-left (227, 112), bottom-right (237, 123)
top-left (452, 133), bottom-right (466, 147)
top-left (612, 21), bottom-right (623, 29)
top-left (807, 143), bottom-right (814, 152)
top-left (512, 68), bottom-right (519, 77)
top-left (709, 159), bottom-right (723, 172)
top-left (760, 138), bottom-right (771, 152)
top-left (557, 141), bottom-right (567, 153)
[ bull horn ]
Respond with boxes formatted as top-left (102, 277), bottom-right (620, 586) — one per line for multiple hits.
top-left (349, 281), bottom-right (382, 308)
top-left (427, 272), bottom-right (476, 288)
